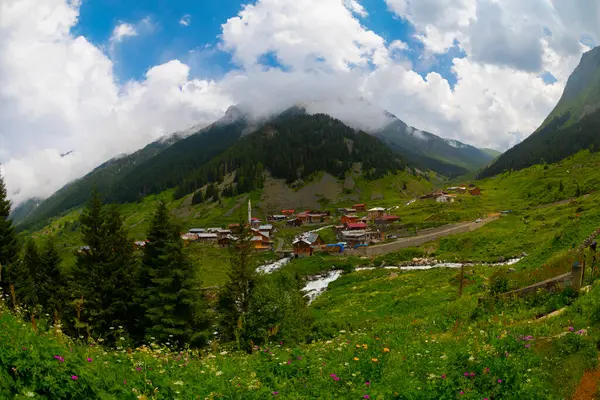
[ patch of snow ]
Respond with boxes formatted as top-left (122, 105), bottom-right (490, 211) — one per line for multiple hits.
top-left (256, 257), bottom-right (291, 274)
top-left (444, 138), bottom-right (467, 149)
top-left (302, 270), bottom-right (343, 304)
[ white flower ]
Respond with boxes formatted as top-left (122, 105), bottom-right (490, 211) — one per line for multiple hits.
top-left (339, 330), bottom-right (346, 333)
top-left (119, 326), bottom-right (123, 329)
top-left (173, 381), bottom-right (184, 385)
top-left (109, 327), bottom-right (114, 330)
top-left (220, 351), bottom-right (228, 355)
top-left (215, 371), bottom-right (223, 376)
top-left (468, 355), bottom-right (475, 361)
top-left (120, 337), bottom-right (125, 341)
top-left (25, 392), bottom-right (35, 398)
top-left (169, 335), bottom-right (173, 338)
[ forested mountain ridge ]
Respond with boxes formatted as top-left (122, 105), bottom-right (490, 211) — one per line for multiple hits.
top-left (374, 113), bottom-right (496, 177)
top-left (15, 107), bottom-right (250, 230)
top-left (480, 46), bottom-right (600, 178)
top-left (174, 111), bottom-right (405, 198)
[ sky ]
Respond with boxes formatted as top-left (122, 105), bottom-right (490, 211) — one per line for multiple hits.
top-left (0, 0), bottom-right (599, 204)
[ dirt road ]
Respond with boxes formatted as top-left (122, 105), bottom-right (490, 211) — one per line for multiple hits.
top-left (362, 216), bottom-right (498, 257)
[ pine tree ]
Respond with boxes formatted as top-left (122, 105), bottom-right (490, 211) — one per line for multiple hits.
top-left (191, 190), bottom-right (204, 205)
top-left (20, 239), bottom-right (40, 309)
top-left (94, 205), bottom-right (139, 337)
top-left (141, 201), bottom-right (208, 347)
top-left (0, 172), bottom-right (19, 292)
top-left (73, 190), bottom-right (106, 331)
top-left (217, 222), bottom-right (257, 346)
top-left (38, 237), bottom-right (66, 314)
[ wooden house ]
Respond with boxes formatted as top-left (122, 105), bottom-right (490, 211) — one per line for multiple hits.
top-left (197, 233), bottom-right (218, 242)
top-left (374, 215), bottom-right (400, 226)
top-left (218, 234), bottom-right (238, 247)
top-left (281, 209), bottom-right (295, 216)
top-left (181, 233), bottom-right (199, 242)
top-left (367, 207), bottom-right (386, 220)
top-left (286, 218), bottom-right (303, 227)
top-left (341, 214), bottom-right (359, 225)
top-left (228, 223), bottom-right (242, 234)
top-left (353, 204), bottom-right (366, 212)
top-left (251, 229), bottom-right (272, 251)
top-left (292, 232), bottom-right (324, 256)
top-left (251, 218), bottom-right (262, 228)
top-left (469, 187), bottom-right (481, 196)
top-left (259, 224), bottom-right (274, 236)
top-left (345, 222), bottom-right (368, 230)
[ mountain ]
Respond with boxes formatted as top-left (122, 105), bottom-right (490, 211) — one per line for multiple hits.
top-left (480, 148), bottom-right (502, 158)
top-left (375, 114), bottom-right (496, 177)
top-left (174, 109), bottom-right (404, 198)
top-left (480, 46), bottom-right (600, 178)
top-left (9, 197), bottom-right (44, 225)
top-left (18, 106), bottom-right (403, 230)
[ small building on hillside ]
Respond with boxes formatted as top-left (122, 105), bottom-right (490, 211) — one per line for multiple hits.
top-left (188, 228), bottom-right (206, 234)
top-left (353, 204), bottom-right (366, 212)
top-left (308, 213), bottom-right (327, 224)
top-left (228, 224), bottom-right (242, 234)
top-left (282, 209), bottom-right (295, 216)
top-left (181, 233), bottom-right (199, 242)
top-left (251, 229), bottom-right (272, 251)
top-left (345, 222), bottom-right (368, 230)
top-left (259, 224), bottom-right (274, 236)
top-left (338, 230), bottom-right (383, 247)
top-left (469, 187), bottom-right (481, 196)
top-left (286, 218), bottom-right (303, 227)
top-left (197, 233), bottom-right (218, 242)
top-left (341, 214), bottom-right (359, 225)
top-left (218, 234), bottom-right (238, 247)
top-left (374, 215), bottom-right (400, 226)
top-left (292, 232), bottom-right (324, 256)
top-left (270, 214), bottom-right (287, 221)
top-left (78, 245), bottom-right (91, 254)
top-left (367, 207), bottom-right (386, 220)
top-left (251, 218), bottom-right (262, 228)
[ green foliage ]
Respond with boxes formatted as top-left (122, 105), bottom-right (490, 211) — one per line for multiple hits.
top-left (0, 171), bottom-right (19, 291)
top-left (72, 192), bottom-right (138, 339)
top-left (191, 190), bottom-right (204, 205)
top-left (140, 201), bottom-right (208, 347)
top-left (489, 271), bottom-right (510, 296)
top-left (174, 113), bottom-right (404, 198)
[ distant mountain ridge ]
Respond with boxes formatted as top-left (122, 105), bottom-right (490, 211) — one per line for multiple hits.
top-left (481, 46), bottom-right (600, 178)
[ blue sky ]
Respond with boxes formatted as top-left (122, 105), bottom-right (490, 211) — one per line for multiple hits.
top-left (73, 0), bottom-right (464, 86)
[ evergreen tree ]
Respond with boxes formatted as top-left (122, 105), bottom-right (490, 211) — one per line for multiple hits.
top-left (73, 190), bottom-right (106, 331)
top-left (0, 172), bottom-right (19, 292)
top-left (191, 190), bottom-right (204, 205)
top-left (20, 239), bottom-right (40, 309)
top-left (38, 237), bottom-right (66, 314)
top-left (94, 205), bottom-right (139, 337)
top-left (73, 191), bottom-right (139, 338)
top-left (141, 201), bottom-right (208, 347)
top-left (217, 222), bottom-right (258, 346)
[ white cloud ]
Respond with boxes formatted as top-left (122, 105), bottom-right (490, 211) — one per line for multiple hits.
top-left (0, 0), bottom-right (231, 204)
top-left (0, 0), bottom-right (597, 205)
top-left (179, 14), bottom-right (192, 27)
top-left (110, 23), bottom-right (138, 43)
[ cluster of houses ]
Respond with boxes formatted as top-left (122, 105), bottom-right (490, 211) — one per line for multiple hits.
top-left (268, 209), bottom-right (331, 227)
top-left (291, 203), bottom-right (401, 256)
top-left (181, 223), bottom-right (276, 251)
top-left (419, 184), bottom-right (481, 203)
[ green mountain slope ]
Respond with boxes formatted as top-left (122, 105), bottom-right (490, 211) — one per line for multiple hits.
top-left (175, 110), bottom-right (405, 197)
top-left (480, 46), bottom-right (600, 178)
top-left (17, 107), bottom-right (249, 230)
top-left (375, 114), bottom-right (495, 177)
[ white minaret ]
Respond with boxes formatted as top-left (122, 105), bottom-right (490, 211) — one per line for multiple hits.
top-left (248, 199), bottom-right (252, 225)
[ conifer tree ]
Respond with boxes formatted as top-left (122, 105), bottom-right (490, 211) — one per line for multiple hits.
top-left (38, 237), bottom-right (66, 314)
top-left (20, 239), bottom-right (40, 309)
top-left (0, 171), bottom-right (18, 292)
top-left (94, 205), bottom-right (139, 336)
top-left (141, 201), bottom-right (208, 347)
top-left (217, 221), bottom-right (257, 344)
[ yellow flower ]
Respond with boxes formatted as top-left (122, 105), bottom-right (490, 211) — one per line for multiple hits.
top-left (372, 358), bottom-right (378, 362)
top-left (355, 344), bottom-right (360, 349)
top-left (383, 348), bottom-right (390, 353)
top-left (362, 344), bottom-right (368, 349)
top-left (353, 357), bottom-right (359, 361)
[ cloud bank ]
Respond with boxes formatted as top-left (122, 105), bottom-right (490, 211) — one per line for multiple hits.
top-left (0, 0), bottom-right (596, 204)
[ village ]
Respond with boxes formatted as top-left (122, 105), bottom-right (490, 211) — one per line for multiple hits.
top-left (171, 183), bottom-right (484, 259)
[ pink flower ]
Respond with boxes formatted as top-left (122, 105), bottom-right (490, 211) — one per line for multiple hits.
top-left (464, 372), bottom-right (469, 377)
top-left (441, 374), bottom-right (447, 379)
top-left (497, 379), bottom-right (503, 383)
top-left (364, 396), bottom-right (370, 399)
top-left (460, 391), bottom-right (464, 395)
top-left (136, 367), bottom-right (142, 372)
top-left (87, 358), bottom-right (93, 362)
top-left (365, 381), bottom-right (371, 386)
top-left (124, 380), bottom-right (127, 385)
top-left (54, 355), bottom-right (65, 363)
top-left (568, 326), bottom-right (574, 331)
top-left (287, 360), bottom-right (291, 365)
top-left (272, 391), bottom-right (279, 396)
top-left (484, 367), bottom-right (490, 374)
top-left (71, 375), bottom-right (78, 380)
top-left (469, 372), bottom-right (475, 377)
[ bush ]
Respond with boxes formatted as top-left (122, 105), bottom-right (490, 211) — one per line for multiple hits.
top-left (489, 272), bottom-right (510, 296)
